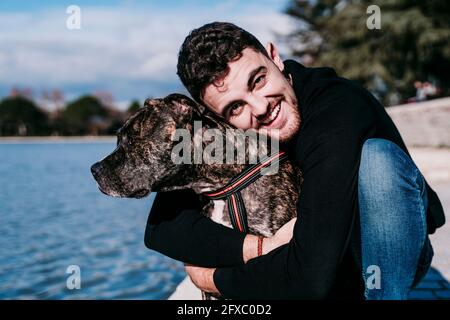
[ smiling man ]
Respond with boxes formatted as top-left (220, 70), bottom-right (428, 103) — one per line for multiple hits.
top-left (144, 22), bottom-right (445, 299)
top-left (201, 47), bottom-right (300, 142)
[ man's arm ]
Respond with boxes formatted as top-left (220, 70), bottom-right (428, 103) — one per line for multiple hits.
top-left (211, 83), bottom-right (376, 299)
top-left (145, 189), bottom-right (294, 267)
top-left (144, 189), bottom-right (246, 267)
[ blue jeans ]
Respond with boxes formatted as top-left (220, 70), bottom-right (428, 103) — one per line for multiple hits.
top-left (358, 138), bottom-right (434, 300)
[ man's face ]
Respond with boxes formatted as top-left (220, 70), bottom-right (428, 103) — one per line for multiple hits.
top-left (202, 46), bottom-right (300, 142)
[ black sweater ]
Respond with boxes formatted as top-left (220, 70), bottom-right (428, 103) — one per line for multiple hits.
top-left (144, 60), bottom-right (445, 299)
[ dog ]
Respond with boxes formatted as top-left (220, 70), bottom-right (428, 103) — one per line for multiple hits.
top-left (91, 93), bottom-right (302, 299)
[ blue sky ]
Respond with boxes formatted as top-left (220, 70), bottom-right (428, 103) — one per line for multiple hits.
top-left (0, 0), bottom-right (287, 12)
top-left (0, 0), bottom-right (295, 109)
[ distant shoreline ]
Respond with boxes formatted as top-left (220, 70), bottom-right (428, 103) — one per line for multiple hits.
top-left (0, 136), bottom-right (116, 144)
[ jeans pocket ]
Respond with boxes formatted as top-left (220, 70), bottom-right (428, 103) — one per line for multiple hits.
top-left (411, 237), bottom-right (434, 288)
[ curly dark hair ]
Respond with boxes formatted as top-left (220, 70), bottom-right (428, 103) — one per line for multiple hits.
top-left (177, 22), bottom-right (268, 104)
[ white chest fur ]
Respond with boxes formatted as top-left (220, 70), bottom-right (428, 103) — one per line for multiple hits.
top-left (209, 199), bottom-right (233, 229)
top-left (199, 187), bottom-right (233, 229)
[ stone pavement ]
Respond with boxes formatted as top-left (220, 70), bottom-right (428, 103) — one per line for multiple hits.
top-left (408, 267), bottom-right (450, 299)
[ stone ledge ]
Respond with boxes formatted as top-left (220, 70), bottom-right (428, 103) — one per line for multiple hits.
top-left (387, 97), bottom-right (450, 148)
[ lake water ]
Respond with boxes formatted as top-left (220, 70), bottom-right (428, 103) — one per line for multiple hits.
top-left (0, 141), bottom-right (185, 299)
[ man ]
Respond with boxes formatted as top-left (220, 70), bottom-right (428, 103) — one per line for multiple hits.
top-left (145, 22), bottom-right (445, 299)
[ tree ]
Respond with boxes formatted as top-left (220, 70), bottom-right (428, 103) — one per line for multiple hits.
top-left (42, 89), bottom-right (64, 114)
top-left (285, 0), bottom-right (450, 104)
top-left (58, 95), bottom-right (108, 135)
top-left (127, 100), bottom-right (141, 114)
top-left (10, 87), bottom-right (33, 100)
top-left (0, 96), bottom-right (50, 136)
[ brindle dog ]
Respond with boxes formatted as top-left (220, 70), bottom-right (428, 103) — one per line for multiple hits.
top-left (91, 93), bottom-right (301, 299)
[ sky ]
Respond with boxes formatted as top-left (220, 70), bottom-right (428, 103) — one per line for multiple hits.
top-left (0, 0), bottom-right (299, 110)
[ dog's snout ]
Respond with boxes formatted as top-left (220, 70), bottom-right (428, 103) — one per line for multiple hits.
top-left (91, 162), bottom-right (102, 178)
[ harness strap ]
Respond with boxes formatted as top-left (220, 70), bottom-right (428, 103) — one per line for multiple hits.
top-left (203, 151), bottom-right (288, 233)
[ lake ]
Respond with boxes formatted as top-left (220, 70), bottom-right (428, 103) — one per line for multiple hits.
top-left (0, 141), bottom-right (185, 299)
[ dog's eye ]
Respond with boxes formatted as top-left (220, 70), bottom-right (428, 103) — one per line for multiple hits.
top-left (118, 136), bottom-right (127, 146)
top-left (123, 136), bottom-right (133, 147)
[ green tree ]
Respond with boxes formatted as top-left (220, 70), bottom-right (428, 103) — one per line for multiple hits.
top-left (58, 95), bottom-right (108, 135)
top-left (285, 0), bottom-right (450, 104)
top-left (0, 96), bottom-right (50, 136)
top-left (127, 99), bottom-right (141, 114)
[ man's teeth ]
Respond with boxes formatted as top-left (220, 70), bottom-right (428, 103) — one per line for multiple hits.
top-left (261, 103), bottom-right (281, 124)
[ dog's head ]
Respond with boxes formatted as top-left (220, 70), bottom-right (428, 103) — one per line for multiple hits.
top-left (91, 94), bottom-right (199, 198)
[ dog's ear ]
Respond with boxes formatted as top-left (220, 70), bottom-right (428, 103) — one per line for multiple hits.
top-left (191, 102), bottom-right (206, 115)
top-left (164, 93), bottom-right (196, 117)
top-left (172, 100), bottom-right (192, 116)
top-left (144, 98), bottom-right (161, 108)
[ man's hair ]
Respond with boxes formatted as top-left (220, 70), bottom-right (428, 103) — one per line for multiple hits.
top-left (177, 22), bottom-right (268, 104)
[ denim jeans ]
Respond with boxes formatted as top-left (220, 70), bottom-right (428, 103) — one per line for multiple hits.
top-left (358, 138), bottom-right (434, 300)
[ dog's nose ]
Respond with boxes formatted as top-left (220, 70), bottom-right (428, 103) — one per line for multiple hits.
top-left (91, 162), bottom-right (102, 178)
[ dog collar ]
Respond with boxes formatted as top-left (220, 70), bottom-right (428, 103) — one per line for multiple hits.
top-left (203, 151), bottom-right (288, 233)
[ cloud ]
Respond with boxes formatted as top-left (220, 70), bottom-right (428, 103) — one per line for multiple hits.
top-left (0, 2), bottom-right (297, 104)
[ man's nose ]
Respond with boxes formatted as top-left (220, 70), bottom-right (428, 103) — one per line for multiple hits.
top-left (247, 94), bottom-right (269, 118)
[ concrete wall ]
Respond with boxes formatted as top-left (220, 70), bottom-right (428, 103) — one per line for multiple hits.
top-left (387, 97), bottom-right (450, 148)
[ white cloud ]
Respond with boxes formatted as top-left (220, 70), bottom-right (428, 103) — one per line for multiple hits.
top-left (0, 3), bottom-right (297, 102)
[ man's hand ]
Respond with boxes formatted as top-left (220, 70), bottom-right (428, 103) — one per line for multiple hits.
top-left (265, 217), bottom-right (297, 252)
top-left (184, 264), bottom-right (220, 294)
top-left (185, 218), bottom-right (297, 294)
top-left (242, 218), bottom-right (297, 263)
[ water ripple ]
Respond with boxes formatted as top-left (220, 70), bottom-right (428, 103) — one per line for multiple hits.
top-left (0, 142), bottom-right (185, 299)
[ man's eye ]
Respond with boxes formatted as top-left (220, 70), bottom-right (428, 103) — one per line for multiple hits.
top-left (229, 103), bottom-right (244, 117)
top-left (253, 75), bottom-right (266, 88)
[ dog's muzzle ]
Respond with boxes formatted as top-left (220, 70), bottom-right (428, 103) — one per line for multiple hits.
top-left (90, 161), bottom-right (149, 198)
top-left (91, 162), bottom-right (110, 195)
top-left (91, 162), bottom-right (102, 180)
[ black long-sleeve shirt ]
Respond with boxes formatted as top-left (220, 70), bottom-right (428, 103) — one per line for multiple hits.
top-left (144, 60), bottom-right (445, 299)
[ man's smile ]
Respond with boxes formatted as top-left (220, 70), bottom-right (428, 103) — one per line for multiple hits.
top-left (257, 98), bottom-right (288, 132)
top-left (259, 101), bottom-right (281, 125)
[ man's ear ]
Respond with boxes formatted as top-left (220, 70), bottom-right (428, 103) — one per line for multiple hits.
top-left (265, 42), bottom-right (284, 72)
